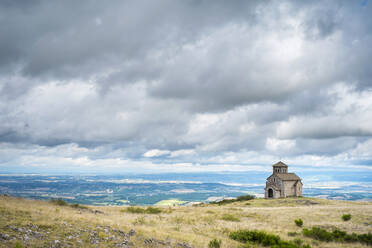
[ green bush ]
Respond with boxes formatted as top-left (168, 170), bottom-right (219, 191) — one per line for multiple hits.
top-left (237, 195), bottom-right (255, 201)
top-left (293, 238), bottom-right (303, 246)
top-left (229, 229), bottom-right (311, 248)
top-left (208, 239), bottom-right (222, 248)
top-left (302, 227), bottom-right (372, 245)
top-left (70, 203), bottom-right (88, 209)
top-left (342, 214), bottom-right (351, 221)
top-left (125, 206), bottom-right (162, 214)
top-left (302, 227), bottom-right (333, 242)
top-left (294, 219), bottom-right (303, 227)
top-left (210, 195), bottom-right (255, 205)
top-left (288, 232), bottom-right (298, 237)
top-left (145, 206), bottom-right (162, 214)
top-left (126, 206), bottom-right (146, 213)
top-left (50, 198), bottom-right (68, 206)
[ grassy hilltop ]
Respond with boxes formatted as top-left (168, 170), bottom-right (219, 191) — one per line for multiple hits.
top-left (0, 195), bottom-right (371, 248)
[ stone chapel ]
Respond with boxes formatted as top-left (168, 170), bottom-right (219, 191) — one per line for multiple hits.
top-left (265, 161), bottom-right (302, 198)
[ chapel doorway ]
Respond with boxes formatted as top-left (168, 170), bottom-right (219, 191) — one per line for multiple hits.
top-left (268, 188), bottom-right (273, 198)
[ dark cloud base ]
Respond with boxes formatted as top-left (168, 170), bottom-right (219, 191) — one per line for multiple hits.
top-left (0, 0), bottom-right (372, 171)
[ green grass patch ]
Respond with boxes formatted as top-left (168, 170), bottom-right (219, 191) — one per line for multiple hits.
top-left (123, 206), bottom-right (162, 214)
top-left (208, 238), bottom-right (221, 248)
top-left (302, 227), bottom-right (372, 246)
top-left (229, 229), bottom-right (311, 248)
top-left (221, 214), bottom-right (240, 222)
top-left (50, 198), bottom-right (88, 210)
top-left (288, 232), bottom-right (298, 237)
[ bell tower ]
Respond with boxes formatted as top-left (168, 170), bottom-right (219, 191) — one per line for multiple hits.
top-left (272, 161), bottom-right (288, 174)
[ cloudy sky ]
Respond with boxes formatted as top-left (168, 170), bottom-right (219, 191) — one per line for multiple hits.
top-left (1, 0), bottom-right (372, 174)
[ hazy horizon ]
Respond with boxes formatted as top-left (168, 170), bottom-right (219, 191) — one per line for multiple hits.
top-left (1, 1), bottom-right (372, 177)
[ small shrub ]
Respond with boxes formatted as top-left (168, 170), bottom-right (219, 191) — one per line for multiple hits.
top-left (230, 229), bottom-right (312, 248)
top-left (126, 206), bottom-right (145, 213)
top-left (288, 232), bottom-right (298, 237)
top-left (302, 227), bottom-right (372, 245)
top-left (208, 239), bottom-right (222, 248)
top-left (295, 218), bottom-right (303, 227)
top-left (71, 203), bottom-right (88, 209)
top-left (293, 238), bottom-right (303, 246)
top-left (125, 206), bottom-right (162, 214)
top-left (50, 198), bottom-right (68, 206)
top-left (210, 195), bottom-right (255, 205)
top-left (211, 199), bottom-right (236, 205)
top-left (145, 206), bottom-right (162, 214)
top-left (302, 227), bottom-right (333, 242)
top-left (342, 214), bottom-right (351, 221)
top-left (221, 214), bottom-right (240, 222)
top-left (237, 195), bottom-right (255, 201)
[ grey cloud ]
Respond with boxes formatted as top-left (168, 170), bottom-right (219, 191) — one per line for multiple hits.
top-left (0, 0), bottom-right (372, 170)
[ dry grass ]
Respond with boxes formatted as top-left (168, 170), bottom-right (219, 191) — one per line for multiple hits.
top-left (0, 195), bottom-right (371, 247)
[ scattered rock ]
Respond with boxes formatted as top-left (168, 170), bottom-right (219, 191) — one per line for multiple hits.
top-left (144, 238), bottom-right (171, 246)
top-left (117, 229), bottom-right (128, 237)
top-left (128, 229), bottom-right (136, 236)
top-left (0, 233), bottom-right (10, 240)
top-left (176, 242), bottom-right (192, 248)
top-left (116, 239), bottom-right (134, 248)
top-left (52, 239), bottom-right (61, 248)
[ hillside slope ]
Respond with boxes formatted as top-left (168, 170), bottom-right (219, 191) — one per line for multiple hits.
top-left (0, 195), bottom-right (371, 247)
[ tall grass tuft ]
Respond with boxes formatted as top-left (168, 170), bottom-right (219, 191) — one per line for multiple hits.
top-left (208, 239), bottom-right (221, 248)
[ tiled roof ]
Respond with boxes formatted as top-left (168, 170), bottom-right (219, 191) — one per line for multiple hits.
top-left (272, 161), bottom-right (288, 167)
top-left (276, 173), bottom-right (301, 181)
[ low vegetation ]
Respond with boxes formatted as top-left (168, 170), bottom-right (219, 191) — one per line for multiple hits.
top-left (208, 238), bottom-right (221, 248)
top-left (229, 229), bottom-right (311, 248)
top-left (210, 194), bottom-right (255, 205)
top-left (221, 214), bottom-right (240, 222)
top-left (50, 198), bottom-right (87, 209)
top-left (288, 231), bottom-right (298, 237)
top-left (1, 195), bottom-right (371, 248)
top-left (49, 198), bottom-right (68, 206)
top-left (342, 213), bottom-right (351, 221)
top-left (294, 218), bottom-right (303, 227)
top-left (123, 206), bottom-right (162, 214)
top-left (302, 227), bottom-right (372, 246)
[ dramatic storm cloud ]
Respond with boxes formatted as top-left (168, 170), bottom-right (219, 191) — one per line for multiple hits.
top-left (1, 0), bottom-right (372, 173)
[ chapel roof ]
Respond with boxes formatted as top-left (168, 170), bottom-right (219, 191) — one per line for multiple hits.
top-left (272, 161), bottom-right (288, 167)
top-left (276, 173), bottom-right (301, 181)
